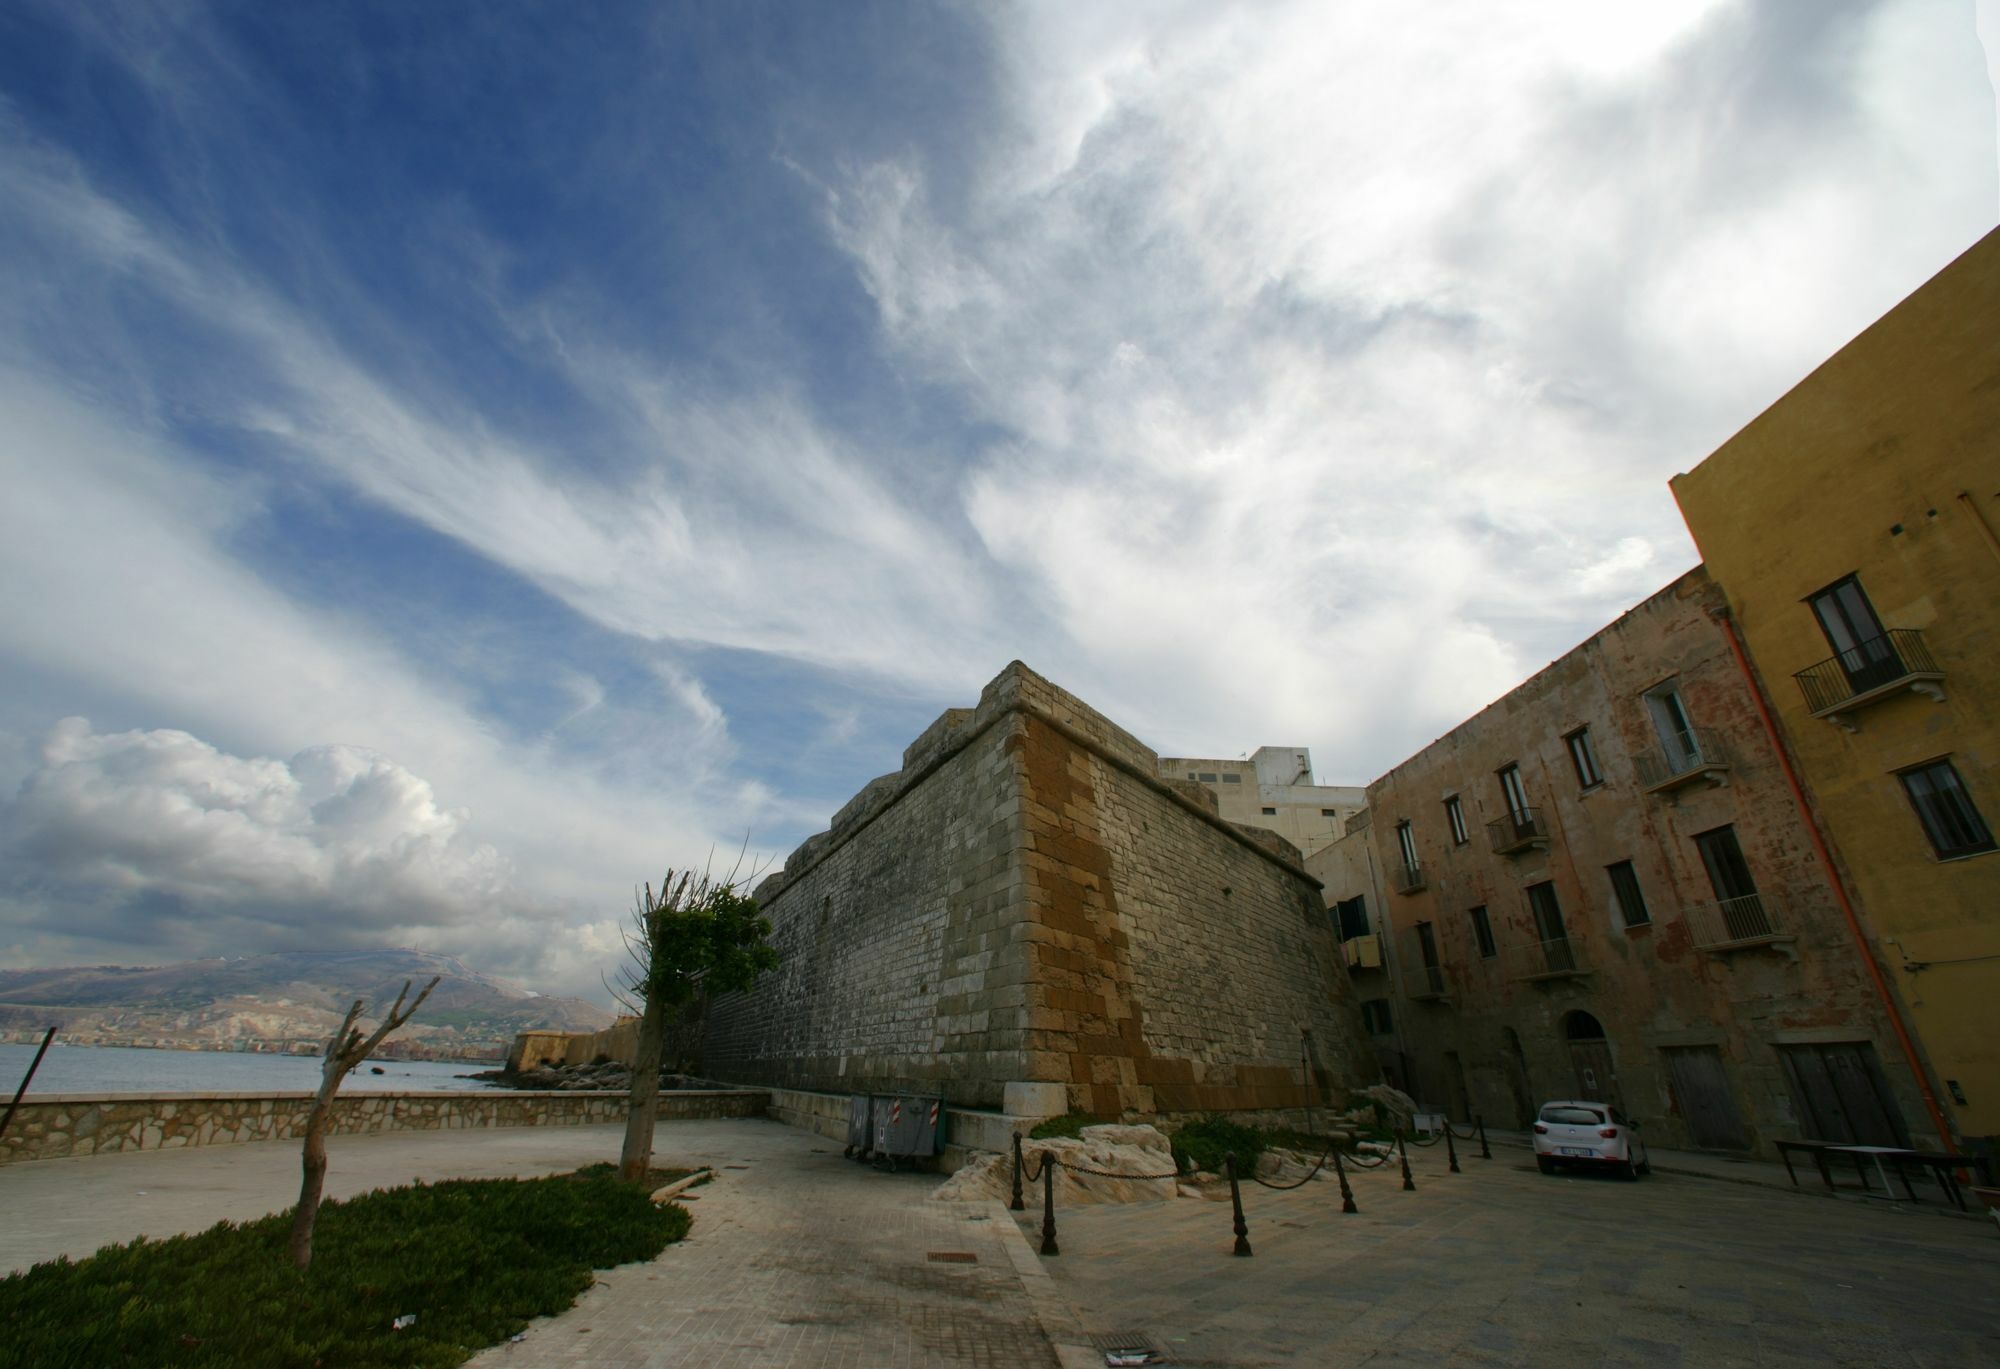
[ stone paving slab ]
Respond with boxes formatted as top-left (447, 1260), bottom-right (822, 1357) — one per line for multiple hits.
top-left (1015, 1143), bottom-right (2000, 1368)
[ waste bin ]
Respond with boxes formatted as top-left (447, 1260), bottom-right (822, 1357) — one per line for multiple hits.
top-left (844, 1094), bottom-right (873, 1159)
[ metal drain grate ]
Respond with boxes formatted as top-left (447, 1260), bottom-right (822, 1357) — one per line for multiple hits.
top-left (926, 1251), bottom-right (979, 1264)
top-left (1089, 1331), bottom-right (1166, 1365)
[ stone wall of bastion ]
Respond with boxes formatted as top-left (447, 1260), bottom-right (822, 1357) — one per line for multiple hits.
top-left (0, 1088), bottom-right (767, 1165)
top-left (701, 660), bottom-right (1376, 1120)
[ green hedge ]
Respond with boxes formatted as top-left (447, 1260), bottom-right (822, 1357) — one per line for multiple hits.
top-left (1169, 1116), bottom-right (1266, 1175)
top-left (0, 1169), bottom-right (690, 1368)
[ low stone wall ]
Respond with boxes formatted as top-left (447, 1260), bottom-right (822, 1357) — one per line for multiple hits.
top-left (0, 1088), bottom-right (768, 1165)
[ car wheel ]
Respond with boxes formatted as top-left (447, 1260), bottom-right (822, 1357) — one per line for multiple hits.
top-left (1618, 1159), bottom-right (1638, 1181)
top-left (1636, 1155), bottom-right (1651, 1176)
top-left (1536, 1157), bottom-right (1556, 1175)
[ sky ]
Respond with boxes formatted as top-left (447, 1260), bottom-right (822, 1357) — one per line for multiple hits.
top-left (2, 1), bottom-right (1996, 1001)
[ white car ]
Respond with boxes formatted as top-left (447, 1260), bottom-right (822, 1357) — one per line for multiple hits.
top-left (1533, 1099), bottom-right (1650, 1179)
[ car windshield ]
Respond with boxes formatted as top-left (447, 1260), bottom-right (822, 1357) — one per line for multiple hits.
top-left (1540, 1105), bottom-right (1605, 1126)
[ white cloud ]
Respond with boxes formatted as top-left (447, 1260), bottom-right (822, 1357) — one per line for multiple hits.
top-left (820, 0), bottom-right (1998, 768)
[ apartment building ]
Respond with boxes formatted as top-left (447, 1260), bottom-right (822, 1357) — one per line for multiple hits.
top-left (1157, 746), bottom-right (1364, 859)
top-left (1672, 225), bottom-right (2000, 1154)
top-left (1319, 568), bottom-right (1927, 1159)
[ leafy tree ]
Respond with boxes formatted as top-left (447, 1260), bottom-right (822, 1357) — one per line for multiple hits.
top-left (611, 865), bottom-right (778, 1181)
top-left (287, 977), bottom-right (439, 1268)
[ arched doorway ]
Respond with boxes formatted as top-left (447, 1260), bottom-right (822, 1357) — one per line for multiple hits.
top-left (1562, 1010), bottom-right (1619, 1107)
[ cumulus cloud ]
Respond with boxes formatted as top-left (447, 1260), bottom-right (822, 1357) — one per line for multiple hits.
top-left (16, 718), bottom-right (510, 923)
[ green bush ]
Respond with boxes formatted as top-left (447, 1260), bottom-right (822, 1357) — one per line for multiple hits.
top-left (0, 1169), bottom-right (691, 1368)
top-left (1170, 1115), bottom-right (1266, 1175)
top-left (1027, 1111), bottom-right (1103, 1140)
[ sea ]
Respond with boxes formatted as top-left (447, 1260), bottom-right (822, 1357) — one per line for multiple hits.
top-left (0, 1042), bottom-right (506, 1096)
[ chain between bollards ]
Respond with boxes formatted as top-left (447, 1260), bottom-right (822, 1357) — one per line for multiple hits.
top-left (1010, 1133), bottom-right (1026, 1211)
top-left (1398, 1128), bottom-right (1416, 1191)
top-left (1332, 1147), bottom-right (1358, 1214)
top-left (1040, 1151), bottom-right (1060, 1255)
top-left (1225, 1153), bottom-right (1253, 1256)
top-left (1445, 1121), bottom-right (1460, 1173)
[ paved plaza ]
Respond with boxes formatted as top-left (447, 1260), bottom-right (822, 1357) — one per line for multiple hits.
top-left (3, 1117), bottom-right (1996, 1367)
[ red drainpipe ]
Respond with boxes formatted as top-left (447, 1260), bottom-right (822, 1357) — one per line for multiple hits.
top-left (1711, 608), bottom-right (1957, 1154)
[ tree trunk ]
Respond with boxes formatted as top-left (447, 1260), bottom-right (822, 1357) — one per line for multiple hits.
top-left (619, 991), bottom-right (669, 1182)
top-left (286, 1092), bottom-right (334, 1269)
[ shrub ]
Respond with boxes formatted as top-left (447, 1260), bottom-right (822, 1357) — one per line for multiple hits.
top-left (1027, 1111), bottom-right (1103, 1140)
top-left (1170, 1115), bottom-right (1266, 1175)
top-left (0, 1169), bottom-right (690, 1368)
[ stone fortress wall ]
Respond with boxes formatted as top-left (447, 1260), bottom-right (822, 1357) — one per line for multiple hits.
top-left (702, 661), bottom-right (1376, 1119)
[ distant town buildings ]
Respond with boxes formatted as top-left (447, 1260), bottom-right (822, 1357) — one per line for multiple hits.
top-left (1319, 226), bottom-right (1999, 1162)
top-left (1156, 747), bottom-right (1364, 859)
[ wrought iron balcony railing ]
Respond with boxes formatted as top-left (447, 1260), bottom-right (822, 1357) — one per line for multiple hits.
top-left (1635, 727), bottom-right (1731, 793)
top-left (1502, 935), bottom-right (1589, 982)
top-left (1794, 629), bottom-right (1945, 722)
top-left (1486, 807), bottom-right (1551, 856)
top-left (1407, 960), bottom-right (1448, 1000)
top-left (1392, 861), bottom-right (1427, 895)
top-left (1683, 893), bottom-right (1789, 951)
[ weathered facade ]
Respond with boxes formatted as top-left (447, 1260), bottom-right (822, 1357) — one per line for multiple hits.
top-left (1324, 568), bottom-right (1927, 1159)
top-left (1672, 225), bottom-right (2000, 1155)
top-left (703, 662), bottom-right (1375, 1120)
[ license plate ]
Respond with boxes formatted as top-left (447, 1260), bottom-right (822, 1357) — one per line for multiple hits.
top-left (1558, 1146), bottom-right (1594, 1156)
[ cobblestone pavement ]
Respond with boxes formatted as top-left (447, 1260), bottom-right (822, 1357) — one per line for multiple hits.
top-left (467, 1120), bottom-right (1059, 1369)
top-left (1017, 1143), bottom-right (2000, 1368)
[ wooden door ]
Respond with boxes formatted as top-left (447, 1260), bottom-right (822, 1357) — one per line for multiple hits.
top-left (1664, 1046), bottom-right (1750, 1150)
top-left (1778, 1043), bottom-right (1910, 1147)
top-left (1568, 1039), bottom-right (1616, 1105)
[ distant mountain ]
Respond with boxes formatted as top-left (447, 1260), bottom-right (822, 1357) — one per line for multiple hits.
top-left (0, 949), bottom-right (612, 1059)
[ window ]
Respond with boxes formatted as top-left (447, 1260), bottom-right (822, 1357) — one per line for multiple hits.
top-left (1360, 999), bottom-right (1394, 1035)
top-left (1321, 808), bottom-right (1338, 817)
top-left (1334, 895), bottom-right (1370, 941)
top-left (1222, 773), bottom-right (1241, 783)
top-left (1808, 574), bottom-right (1903, 692)
top-left (1899, 759), bottom-right (1996, 859)
top-left (1445, 796), bottom-right (1468, 845)
top-left (1606, 860), bottom-right (1650, 927)
top-left (1396, 820), bottom-right (1419, 870)
top-left (1526, 881), bottom-right (1567, 942)
top-left (1261, 806), bottom-right (1278, 815)
top-left (1498, 764), bottom-right (1530, 821)
top-left (1186, 772), bottom-right (1198, 781)
top-left (1468, 905), bottom-right (1497, 958)
top-left (1694, 825), bottom-right (1758, 902)
top-left (1644, 680), bottom-right (1701, 771)
top-left (1565, 728), bottom-right (1604, 789)
top-left (1198, 772), bottom-right (1219, 783)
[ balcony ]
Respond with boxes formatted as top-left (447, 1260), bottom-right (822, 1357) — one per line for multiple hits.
top-left (1341, 933), bottom-right (1384, 971)
top-left (1502, 935), bottom-right (1590, 983)
top-left (1486, 808), bottom-right (1552, 856)
top-left (1392, 861), bottom-right (1427, 895)
top-left (1683, 893), bottom-right (1796, 955)
top-left (1405, 957), bottom-right (1450, 1002)
top-left (1635, 727), bottom-right (1731, 796)
top-left (1794, 629), bottom-right (1945, 730)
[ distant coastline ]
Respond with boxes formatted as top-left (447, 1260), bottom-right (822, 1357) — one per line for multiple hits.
top-left (0, 1042), bottom-right (507, 1095)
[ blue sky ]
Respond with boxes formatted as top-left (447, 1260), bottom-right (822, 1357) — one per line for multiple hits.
top-left (2, 1), bottom-right (1996, 999)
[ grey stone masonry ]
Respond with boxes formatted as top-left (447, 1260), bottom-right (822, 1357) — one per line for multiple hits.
top-left (704, 661), bottom-right (1375, 1120)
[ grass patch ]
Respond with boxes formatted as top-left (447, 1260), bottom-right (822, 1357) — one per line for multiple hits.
top-left (1169, 1115), bottom-right (1266, 1175)
top-left (1, 1169), bottom-right (690, 1368)
top-left (1027, 1111), bottom-right (1103, 1140)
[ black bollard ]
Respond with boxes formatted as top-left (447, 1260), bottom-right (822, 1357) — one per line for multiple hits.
top-left (1040, 1154), bottom-right (1060, 1256)
top-left (1476, 1114), bottom-right (1492, 1160)
top-left (1398, 1128), bottom-right (1416, 1191)
top-left (1226, 1153), bottom-right (1253, 1257)
top-left (1446, 1122), bottom-right (1461, 1174)
top-left (1333, 1147), bottom-right (1358, 1214)
top-left (1011, 1133), bottom-right (1026, 1212)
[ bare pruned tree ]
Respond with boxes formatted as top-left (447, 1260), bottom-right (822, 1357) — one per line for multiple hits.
top-left (610, 857), bottom-right (777, 1182)
top-left (286, 976), bottom-right (440, 1269)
